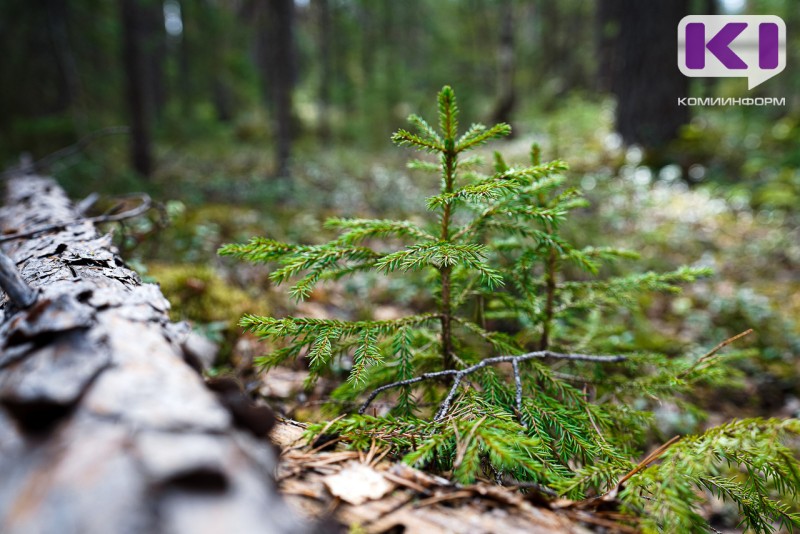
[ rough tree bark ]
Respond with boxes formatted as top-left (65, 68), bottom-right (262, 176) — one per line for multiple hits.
top-left (0, 173), bottom-right (307, 534)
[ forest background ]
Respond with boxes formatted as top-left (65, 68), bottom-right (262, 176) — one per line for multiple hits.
top-left (2, 0), bottom-right (800, 481)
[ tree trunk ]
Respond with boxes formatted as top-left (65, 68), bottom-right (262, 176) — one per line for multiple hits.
top-left (142, 0), bottom-right (167, 121)
top-left (177, 0), bottom-right (193, 115)
top-left (0, 173), bottom-right (306, 534)
top-left (597, 0), bottom-right (689, 151)
top-left (313, 0), bottom-right (332, 142)
top-left (120, 0), bottom-right (154, 177)
top-left (490, 0), bottom-right (516, 129)
top-left (44, 0), bottom-right (83, 129)
top-left (256, 0), bottom-right (296, 180)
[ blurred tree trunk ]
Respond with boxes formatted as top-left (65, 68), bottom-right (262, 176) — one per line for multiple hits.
top-left (597, 0), bottom-right (689, 151)
top-left (595, 0), bottom-right (622, 95)
top-left (44, 0), bottom-right (83, 129)
top-left (178, 0), bottom-right (192, 115)
top-left (357, 2), bottom-right (376, 129)
top-left (313, 0), bottom-right (332, 141)
top-left (141, 0), bottom-right (166, 121)
top-left (490, 0), bottom-right (516, 129)
top-left (331, 4), bottom-right (356, 116)
top-left (380, 1), bottom-right (399, 114)
top-left (537, 1), bottom-right (573, 97)
top-left (119, 0), bottom-right (154, 177)
top-left (195, 0), bottom-right (234, 122)
top-left (212, 81), bottom-right (234, 122)
top-left (256, 0), bottom-right (296, 180)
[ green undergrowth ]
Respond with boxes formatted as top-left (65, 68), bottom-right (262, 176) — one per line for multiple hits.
top-left (146, 262), bottom-right (267, 359)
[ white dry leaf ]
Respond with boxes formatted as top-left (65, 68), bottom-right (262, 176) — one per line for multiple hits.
top-left (322, 461), bottom-right (394, 505)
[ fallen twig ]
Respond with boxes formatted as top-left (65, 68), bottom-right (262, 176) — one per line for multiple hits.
top-left (679, 329), bottom-right (753, 379)
top-left (381, 471), bottom-right (432, 495)
top-left (564, 510), bottom-right (639, 533)
top-left (358, 350), bottom-right (626, 420)
top-left (0, 192), bottom-right (151, 243)
top-left (414, 489), bottom-right (474, 508)
top-left (0, 250), bottom-right (38, 308)
top-left (594, 434), bottom-right (682, 503)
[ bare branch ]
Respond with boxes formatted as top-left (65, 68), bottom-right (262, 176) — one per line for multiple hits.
top-left (0, 192), bottom-right (151, 244)
top-left (434, 373), bottom-right (464, 420)
top-left (358, 350), bottom-right (626, 419)
top-left (358, 369), bottom-right (460, 415)
top-left (0, 250), bottom-right (37, 309)
top-left (512, 358), bottom-right (523, 418)
top-left (679, 329), bottom-right (753, 379)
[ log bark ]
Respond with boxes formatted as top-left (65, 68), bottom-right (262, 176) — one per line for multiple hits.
top-left (0, 174), bottom-right (307, 534)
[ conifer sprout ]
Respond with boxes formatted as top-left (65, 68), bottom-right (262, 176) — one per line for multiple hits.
top-left (220, 86), bottom-right (800, 532)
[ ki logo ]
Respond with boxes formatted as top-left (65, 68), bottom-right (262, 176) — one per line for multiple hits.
top-left (678, 15), bottom-right (786, 89)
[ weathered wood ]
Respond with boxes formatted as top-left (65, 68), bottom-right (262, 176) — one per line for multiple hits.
top-left (0, 175), bottom-right (307, 534)
top-left (0, 250), bottom-right (37, 309)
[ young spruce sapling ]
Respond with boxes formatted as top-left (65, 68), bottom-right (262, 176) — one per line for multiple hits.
top-left (220, 86), bottom-right (800, 533)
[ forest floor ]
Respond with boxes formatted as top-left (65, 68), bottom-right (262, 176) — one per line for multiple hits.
top-left (271, 420), bottom-right (602, 533)
top-left (157, 144), bottom-right (798, 531)
top-left (52, 98), bottom-right (800, 532)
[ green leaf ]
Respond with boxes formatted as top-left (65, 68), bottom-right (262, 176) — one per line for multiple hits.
top-left (326, 218), bottom-right (435, 244)
top-left (218, 238), bottom-right (297, 263)
top-left (426, 177), bottom-right (521, 209)
top-left (408, 114), bottom-right (442, 144)
top-left (456, 122), bottom-right (511, 152)
top-left (407, 159), bottom-right (440, 173)
top-left (493, 151), bottom-right (509, 173)
top-left (349, 329), bottom-right (382, 384)
top-left (375, 243), bottom-right (504, 288)
top-left (392, 327), bottom-right (415, 416)
top-left (391, 129), bottom-right (443, 153)
top-left (240, 314), bottom-right (438, 340)
top-left (437, 85), bottom-right (459, 141)
top-left (307, 327), bottom-right (339, 371)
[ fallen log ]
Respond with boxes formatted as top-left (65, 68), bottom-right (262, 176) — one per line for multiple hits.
top-left (0, 174), bottom-right (308, 534)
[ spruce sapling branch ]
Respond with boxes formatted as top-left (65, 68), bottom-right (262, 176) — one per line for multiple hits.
top-left (438, 88), bottom-right (458, 370)
top-left (358, 350), bottom-right (627, 420)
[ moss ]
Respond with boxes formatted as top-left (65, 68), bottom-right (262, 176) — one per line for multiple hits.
top-left (148, 262), bottom-right (266, 324)
top-left (147, 262), bottom-right (269, 362)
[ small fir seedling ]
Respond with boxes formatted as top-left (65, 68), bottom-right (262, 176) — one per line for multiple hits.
top-left (220, 86), bottom-right (800, 533)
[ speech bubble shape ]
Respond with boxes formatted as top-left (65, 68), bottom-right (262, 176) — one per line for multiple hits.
top-left (678, 15), bottom-right (786, 90)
